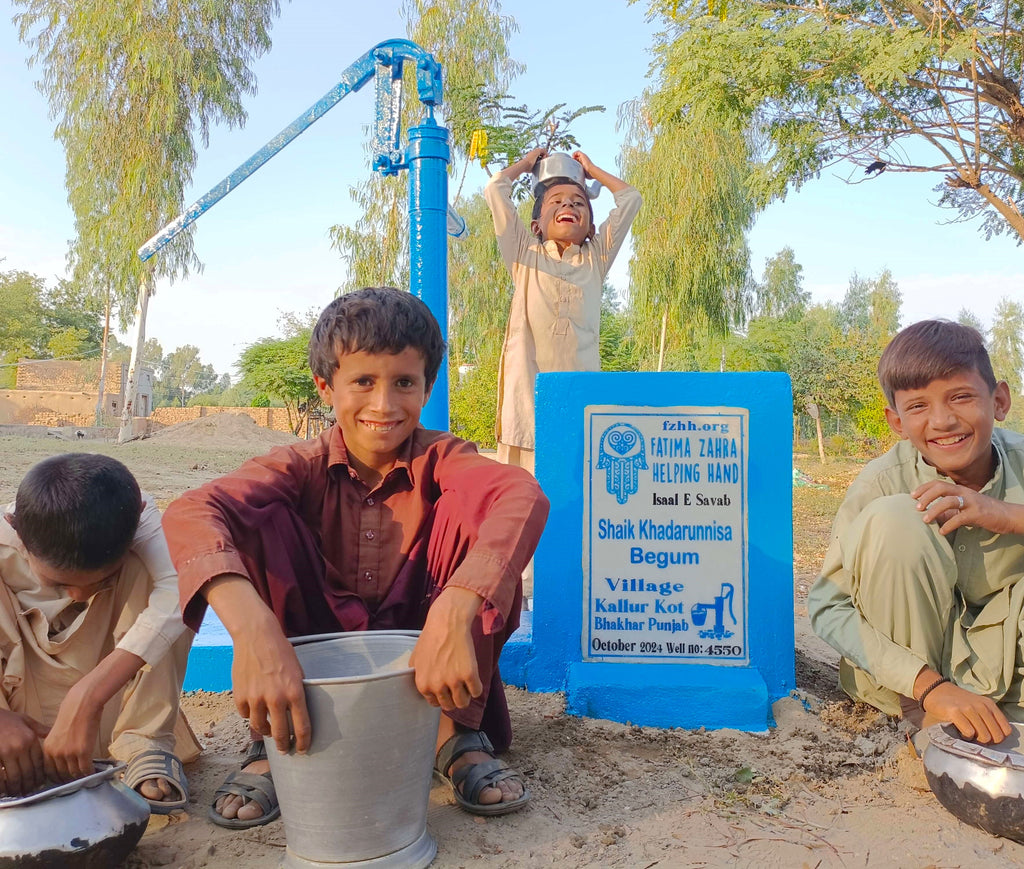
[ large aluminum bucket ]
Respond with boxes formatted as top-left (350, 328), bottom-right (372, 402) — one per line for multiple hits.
top-left (265, 631), bottom-right (441, 869)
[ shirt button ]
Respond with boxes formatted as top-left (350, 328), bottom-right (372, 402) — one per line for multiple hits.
top-left (958, 544), bottom-right (966, 552)
top-left (366, 497), bottom-right (374, 506)
top-left (365, 530), bottom-right (375, 540)
top-left (364, 571), bottom-right (373, 581)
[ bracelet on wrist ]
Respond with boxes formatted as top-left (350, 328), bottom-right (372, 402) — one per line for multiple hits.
top-left (917, 676), bottom-right (950, 709)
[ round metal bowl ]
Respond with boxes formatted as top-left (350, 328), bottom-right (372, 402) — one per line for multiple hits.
top-left (0, 760), bottom-right (151, 868)
top-left (922, 722), bottom-right (1024, 842)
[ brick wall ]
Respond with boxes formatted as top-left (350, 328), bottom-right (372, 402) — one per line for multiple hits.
top-left (150, 406), bottom-right (296, 433)
top-left (16, 359), bottom-right (124, 392)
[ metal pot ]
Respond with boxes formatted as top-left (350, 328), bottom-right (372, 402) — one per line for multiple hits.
top-left (0, 761), bottom-right (151, 868)
top-left (922, 721), bottom-right (1024, 842)
top-left (266, 631), bottom-right (441, 869)
top-left (531, 152), bottom-right (602, 199)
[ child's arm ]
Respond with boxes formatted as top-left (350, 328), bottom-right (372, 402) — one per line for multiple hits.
top-left (113, 497), bottom-right (190, 666)
top-left (912, 664), bottom-right (1011, 744)
top-left (572, 150), bottom-right (629, 193)
top-left (42, 649), bottom-right (146, 782)
top-left (202, 574), bottom-right (311, 754)
top-left (0, 707), bottom-right (48, 795)
top-left (409, 586), bottom-right (485, 711)
top-left (496, 146), bottom-right (547, 181)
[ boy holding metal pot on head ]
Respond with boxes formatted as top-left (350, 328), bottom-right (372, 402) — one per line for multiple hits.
top-left (163, 287), bottom-right (549, 828)
top-left (809, 319), bottom-right (1024, 746)
top-left (484, 147), bottom-right (642, 474)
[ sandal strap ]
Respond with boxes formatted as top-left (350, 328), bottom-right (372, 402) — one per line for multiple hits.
top-left (244, 740), bottom-right (268, 766)
top-left (451, 757), bottom-right (520, 806)
top-left (214, 770), bottom-right (277, 815)
top-left (121, 749), bottom-right (188, 801)
top-left (435, 730), bottom-right (496, 777)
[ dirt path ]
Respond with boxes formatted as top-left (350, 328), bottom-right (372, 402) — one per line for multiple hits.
top-left (3, 424), bottom-right (1022, 868)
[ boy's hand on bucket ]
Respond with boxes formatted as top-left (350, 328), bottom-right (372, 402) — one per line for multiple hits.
top-left (232, 622), bottom-right (311, 753)
top-left (411, 588), bottom-right (484, 711)
top-left (206, 576), bottom-right (312, 753)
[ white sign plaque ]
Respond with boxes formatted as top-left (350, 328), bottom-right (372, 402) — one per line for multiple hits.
top-left (582, 406), bottom-right (749, 664)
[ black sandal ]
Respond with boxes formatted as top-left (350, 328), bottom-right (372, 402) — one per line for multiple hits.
top-left (434, 730), bottom-right (530, 816)
top-left (208, 740), bottom-right (280, 829)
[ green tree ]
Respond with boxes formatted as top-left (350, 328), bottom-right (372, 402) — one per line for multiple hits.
top-left (238, 314), bottom-right (320, 436)
top-left (0, 270), bottom-right (48, 371)
top-left (15, 0), bottom-right (280, 433)
top-left (990, 297), bottom-right (1024, 396)
top-left (14, 0), bottom-right (280, 314)
top-left (620, 100), bottom-right (754, 368)
top-left (156, 345), bottom-right (218, 408)
top-left (754, 247), bottom-right (808, 321)
top-left (957, 308), bottom-right (987, 339)
top-left (645, 1), bottom-right (1024, 241)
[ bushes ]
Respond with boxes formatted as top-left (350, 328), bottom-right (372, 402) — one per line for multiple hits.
top-left (449, 351), bottom-right (499, 449)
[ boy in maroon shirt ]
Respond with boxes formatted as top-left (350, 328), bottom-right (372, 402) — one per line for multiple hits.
top-left (163, 287), bottom-right (548, 826)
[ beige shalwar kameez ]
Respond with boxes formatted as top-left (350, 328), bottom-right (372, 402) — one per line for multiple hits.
top-left (808, 428), bottom-right (1024, 719)
top-left (484, 174), bottom-right (642, 458)
top-left (0, 498), bottom-right (199, 762)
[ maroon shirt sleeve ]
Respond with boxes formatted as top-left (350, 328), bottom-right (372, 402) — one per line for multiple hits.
top-left (424, 436), bottom-right (550, 633)
top-left (162, 438), bottom-right (323, 631)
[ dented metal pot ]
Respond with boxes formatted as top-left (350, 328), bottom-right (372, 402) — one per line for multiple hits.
top-left (923, 721), bottom-right (1024, 842)
top-left (0, 760), bottom-right (150, 868)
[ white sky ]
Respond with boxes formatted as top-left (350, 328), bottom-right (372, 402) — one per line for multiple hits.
top-left (2, 1), bottom-right (1021, 376)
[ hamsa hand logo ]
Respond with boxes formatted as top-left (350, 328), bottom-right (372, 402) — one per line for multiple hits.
top-left (597, 423), bottom-right (647, 505)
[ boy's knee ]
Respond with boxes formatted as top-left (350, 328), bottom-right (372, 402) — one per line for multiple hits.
top-left (852, 494), bottom-right (945, 570)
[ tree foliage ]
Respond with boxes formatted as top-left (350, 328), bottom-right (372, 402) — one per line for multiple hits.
top-left (619, 101), bottom-right (755, 365)
top-left (237, 313), bottom-right (320, 435)
top-left (14, 0), bottom-right (281, 323)
top-left (645, 0), bottom-right (1024, 242)
top-left (990, 296), bottom-right (1024, 394)
top-left (754, 246), bottom-right (809, 321)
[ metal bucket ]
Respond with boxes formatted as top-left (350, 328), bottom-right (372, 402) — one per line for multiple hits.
top-left (265, 631), bottom-right (441, 869)
top-left (0, 761), bottom-right (150, 868)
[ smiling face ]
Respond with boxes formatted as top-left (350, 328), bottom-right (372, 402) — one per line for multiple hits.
top-left (530, 183), bottom-right (593, 252)
top-left (314, 347), bottom-right (431, 487)
top-left (884, 368), bottom-right (1011, 490)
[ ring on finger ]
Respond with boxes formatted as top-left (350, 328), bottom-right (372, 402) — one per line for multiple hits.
top-left (956, 495), bottom-right (965, 510)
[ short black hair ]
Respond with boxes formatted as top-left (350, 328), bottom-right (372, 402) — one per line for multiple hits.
top-left (13, 453), bottom-right (142, 570)
top-left (531, 177), bottom-right (595, 236)
top-left (308, 287), bottom-right (446, 388)
top-left (877, 319), bottom-right (997, 408)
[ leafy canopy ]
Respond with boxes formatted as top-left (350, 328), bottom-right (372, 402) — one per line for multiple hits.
top-left (647, 0), bottom-right (1024, 242)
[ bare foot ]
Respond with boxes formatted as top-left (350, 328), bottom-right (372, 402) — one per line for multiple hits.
top-left (136, 776), bottom-right (178, 803)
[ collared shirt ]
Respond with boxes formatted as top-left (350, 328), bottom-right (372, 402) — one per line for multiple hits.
top-left (0, 495), bottom-right (187, 669)
top-left (484, 174), bottom-right (642, 450)
top-left (807, 428), bottom-right (1024, 697)
top-left (162, 425), bottom-right (549, 635)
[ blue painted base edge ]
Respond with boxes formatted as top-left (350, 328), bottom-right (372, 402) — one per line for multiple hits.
top-left (183, 645), bottom-right (233, 693)
top-left (566, 662), bottom-right (770, 732)
top-left (498, 611), bottom-right (533, 689)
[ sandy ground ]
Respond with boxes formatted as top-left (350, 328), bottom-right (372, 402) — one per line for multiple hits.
top-left (4, 416), bottom-right (1024, 868)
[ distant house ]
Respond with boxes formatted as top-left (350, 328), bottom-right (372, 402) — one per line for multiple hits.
top-left (0, 359), bottom-right (154, 426)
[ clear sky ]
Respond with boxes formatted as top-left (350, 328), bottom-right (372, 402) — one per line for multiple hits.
top-left (2, 1), bottom-right (1021, 376)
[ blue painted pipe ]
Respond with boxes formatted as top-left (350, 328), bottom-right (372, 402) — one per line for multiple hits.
top-left (406, 120), bottom-right (450, 431)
